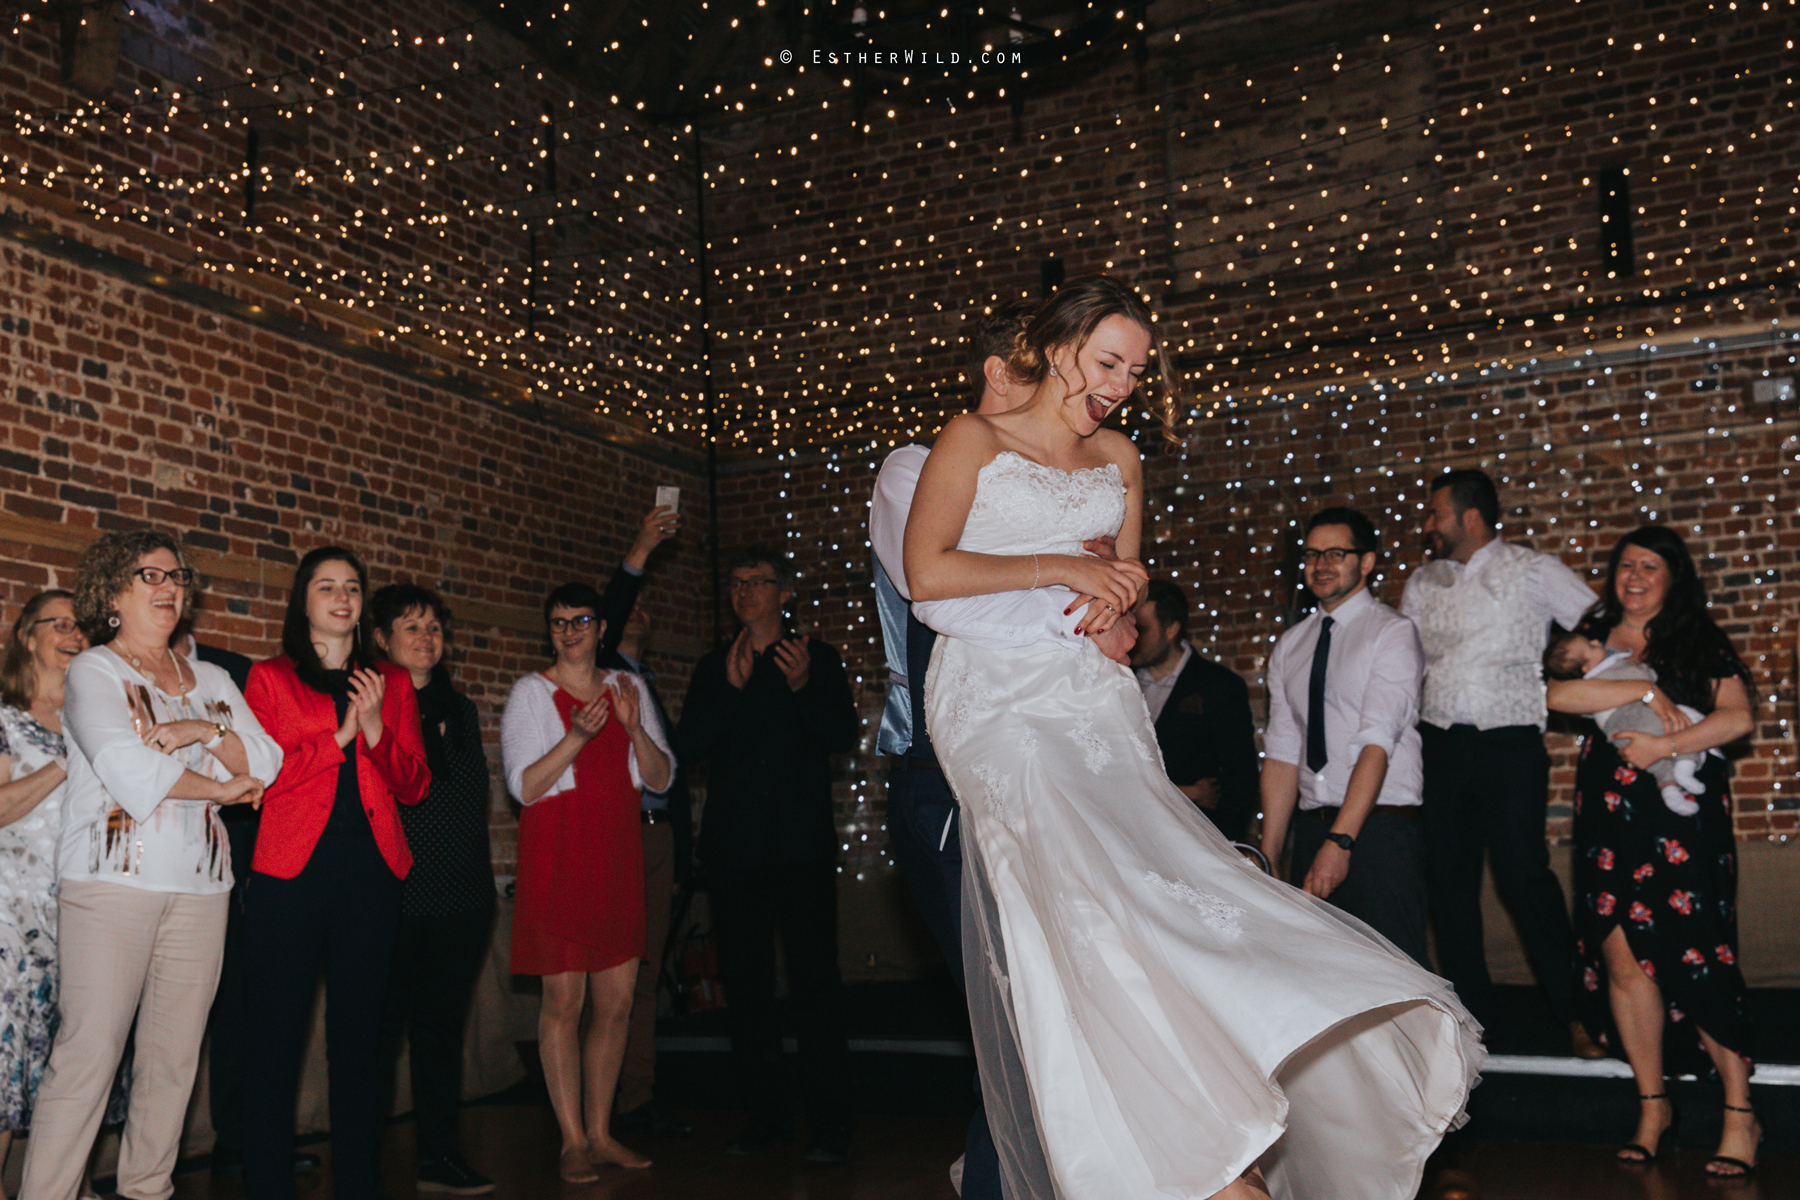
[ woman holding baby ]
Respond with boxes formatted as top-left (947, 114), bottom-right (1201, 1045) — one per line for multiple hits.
top-left (1546, 524), bottom-right (1756, 1176)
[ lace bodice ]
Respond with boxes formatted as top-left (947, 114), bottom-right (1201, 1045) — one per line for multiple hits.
top-left (959, 451), bottom-right (1126, 558)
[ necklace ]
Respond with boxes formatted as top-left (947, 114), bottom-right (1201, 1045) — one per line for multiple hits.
top-left (111, 640), bottom-right (192, 694)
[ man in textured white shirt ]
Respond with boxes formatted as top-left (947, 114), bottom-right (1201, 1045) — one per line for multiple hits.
top-left (1259, 507), bottom-right (1430, 968)
top-left (869, 302), bottom-right (1133, 1200)
top-left (1401, 467), bottom-right (1600, 1052)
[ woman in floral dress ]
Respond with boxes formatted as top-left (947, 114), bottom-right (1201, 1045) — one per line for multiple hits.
top-left (0, 590), bottom-right (85, 1188)
top-left (1547, 525), bottom-right (1757, 1177)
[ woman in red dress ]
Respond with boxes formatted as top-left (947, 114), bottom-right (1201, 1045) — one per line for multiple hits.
top-left (500, 582), bottom-right (672, 1181)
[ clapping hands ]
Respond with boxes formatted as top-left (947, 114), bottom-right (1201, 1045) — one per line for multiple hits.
top-left (724, 629), bottom-right (812, 692)
top-left (606, 675), bottom-right (644, 734)
top-left (570, 690), bottom-right (613, 741)
top-left (335, 667), bottom-right (387, 749)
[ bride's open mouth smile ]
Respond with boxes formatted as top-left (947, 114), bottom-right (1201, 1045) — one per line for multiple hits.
top-left (1085, 393), bottom-right (1121, 424)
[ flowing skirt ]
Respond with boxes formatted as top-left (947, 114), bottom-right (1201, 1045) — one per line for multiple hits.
top-left (927, 635), bottom-right (1483, 1200)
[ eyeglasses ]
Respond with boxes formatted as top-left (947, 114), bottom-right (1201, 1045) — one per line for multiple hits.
top-left (31, 617), bottom-right (79, 635)
top-left (1300, 548), bottom-right (1360, 565)
top-left (726, 577), bottom-right (780, 593)
top-left (132, 566), bottom-right (195, 587)
top-left (548, 615), bottom-right (595, 633)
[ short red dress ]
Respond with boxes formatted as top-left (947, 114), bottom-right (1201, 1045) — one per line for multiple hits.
top-left (509, 685), bottom-right (647, 975)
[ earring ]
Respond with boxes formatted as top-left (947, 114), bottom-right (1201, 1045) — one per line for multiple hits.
top-left (108, 614), bottom-right (120, 628)
top-left (1049, 365), bottom-right (1059, 377)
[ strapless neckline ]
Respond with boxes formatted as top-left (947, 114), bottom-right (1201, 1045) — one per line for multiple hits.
top-left (979, 448), bottom-right (1122, 484)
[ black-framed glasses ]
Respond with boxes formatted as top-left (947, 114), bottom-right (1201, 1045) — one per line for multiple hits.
top-left (31, 617), bottom-right (79, 635)
top-left (726, 577), bottom-right (780, 593)
top-left (548, 615), bottom-right (596, 633)
top-left (1300, 548), bottom-right (1359, 566)
top-left (132, 566), bottom-right (195, 587)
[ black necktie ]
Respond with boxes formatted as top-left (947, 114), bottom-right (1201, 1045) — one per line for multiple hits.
top-left (1306, 615), bottom-right (1334, 773)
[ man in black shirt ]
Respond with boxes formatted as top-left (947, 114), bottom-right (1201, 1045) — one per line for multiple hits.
top-left (674, 547), bottom-right (858, 1163)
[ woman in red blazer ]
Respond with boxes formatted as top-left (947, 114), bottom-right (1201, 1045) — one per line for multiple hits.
top-left (241, 546), bottom-right (429, 1200)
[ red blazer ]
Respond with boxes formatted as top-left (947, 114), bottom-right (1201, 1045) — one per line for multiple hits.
top-left (244, 656), bottom-right (430, 880)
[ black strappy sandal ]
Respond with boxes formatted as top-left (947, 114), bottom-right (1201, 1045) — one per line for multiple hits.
top-left (1616, 1092), bottom-right (1677, 1163)
top-left (1704, 1103), bottom-right (1763, 1178)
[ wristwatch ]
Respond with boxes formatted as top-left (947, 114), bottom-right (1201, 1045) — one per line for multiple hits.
top-left (203, 721), bottom-right (227, 748)
top-left (1325, 831), bottom-right (1355, 852)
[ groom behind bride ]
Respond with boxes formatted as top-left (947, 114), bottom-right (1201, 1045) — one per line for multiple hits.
top-left (869, 301), bottom-right (1135, 1198)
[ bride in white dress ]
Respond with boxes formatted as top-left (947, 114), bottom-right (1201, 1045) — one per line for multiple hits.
top-left (903, 276), bottom-right (1483, 1200)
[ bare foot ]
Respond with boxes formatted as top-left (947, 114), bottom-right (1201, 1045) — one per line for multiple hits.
top-left (587, 1133), bottom-right (653, 1170)
top-left (559, 1142), bottom-right (600, 1183)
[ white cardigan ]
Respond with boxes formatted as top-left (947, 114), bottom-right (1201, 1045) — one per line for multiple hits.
top-left (500, 670), bottom-right (671, 805)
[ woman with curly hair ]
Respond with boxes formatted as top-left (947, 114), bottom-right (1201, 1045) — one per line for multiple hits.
top-left (19, 530), bottom-right (280, 1200)
top-left (1547, 525), bottom-right (1757, 1176)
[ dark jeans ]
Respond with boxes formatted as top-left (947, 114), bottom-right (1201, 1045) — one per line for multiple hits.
top-left (886, 761), bottom-right (1000, 1200)
top-left (206, 807), bottom-right (259, 1152)
top-left (375, 899), bottom-right (494, 1164)
top-left (709, 862), bottom-right (850, 1136)
top-left (242, 832), bottom-right (402, 1200)
top-left (1421, 722), bottom-right (1577, 1028)
top-left (1290, 807), bottom-right (1431, 969)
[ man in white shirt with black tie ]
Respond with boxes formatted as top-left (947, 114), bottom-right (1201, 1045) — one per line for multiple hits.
top-left (1260, 507), bottom-right (1430, 968)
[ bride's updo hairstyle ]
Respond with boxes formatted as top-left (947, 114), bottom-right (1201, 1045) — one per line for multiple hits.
top-left (1007, 274), bottom-right (1182, 445)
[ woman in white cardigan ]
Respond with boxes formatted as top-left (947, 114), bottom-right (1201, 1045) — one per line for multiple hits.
top-left (500, 581), bottom-right (670, 1183)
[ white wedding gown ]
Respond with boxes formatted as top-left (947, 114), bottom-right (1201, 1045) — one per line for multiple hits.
top-left (923, 451), bottom-right (1483, 1200)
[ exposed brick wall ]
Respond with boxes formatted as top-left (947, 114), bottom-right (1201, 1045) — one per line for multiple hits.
top-left (0, 235), bottom-right (712, 872)
top-left (1, 0), bottom-right (1795, 903)
top-left (698, 0), bottom-right (1799, 857)
top-left (0, 0), bottom-right (721, 874)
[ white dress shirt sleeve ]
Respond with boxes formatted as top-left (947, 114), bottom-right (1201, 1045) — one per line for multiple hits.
top-left (1532, 552), bottom-right (1599, 630)
top-left (872, 444), bottom-right (1085, 652)
top-left (1344, 616), bottom-right (1425, 761)
top-left (1398, 570), bottom-right (1424, 624)
top-left (1261, 629), bottom-right (1303, 768)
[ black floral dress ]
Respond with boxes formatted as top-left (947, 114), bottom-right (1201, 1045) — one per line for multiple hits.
top-left (1570, 654), bottom-right (1751, 1075)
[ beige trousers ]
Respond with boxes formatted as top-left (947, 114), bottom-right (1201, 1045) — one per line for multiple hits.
top-left (20, 881), bottom-right (227, 1200)
top-left (616, 819), bottom-right (675, 1114)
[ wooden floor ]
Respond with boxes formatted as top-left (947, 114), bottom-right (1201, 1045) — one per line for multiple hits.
top-left (164, 1106), bottom-right (1798, 1200)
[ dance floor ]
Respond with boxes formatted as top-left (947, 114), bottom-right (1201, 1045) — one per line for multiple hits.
top-left (158, 1106), bottom-right (1795, 1200)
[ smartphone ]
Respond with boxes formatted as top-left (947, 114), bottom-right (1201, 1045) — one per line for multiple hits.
top-left (655, 485), bottom-right (680, 515)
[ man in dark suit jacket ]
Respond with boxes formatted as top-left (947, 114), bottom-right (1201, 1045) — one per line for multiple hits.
top-left (1129, 580), bottom-right (1260, 843)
